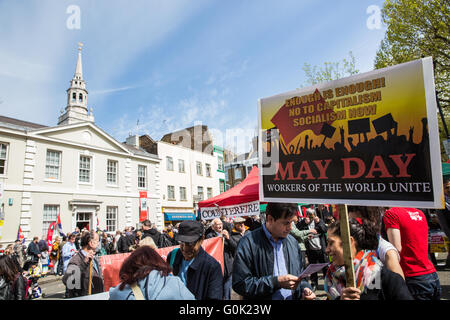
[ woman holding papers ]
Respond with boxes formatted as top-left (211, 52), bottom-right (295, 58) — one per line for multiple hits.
top-left (324, 218), bottom-right (413, 300)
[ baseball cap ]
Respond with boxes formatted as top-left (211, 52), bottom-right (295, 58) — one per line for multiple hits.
top-left (233, 217), bottom-right (246, 224)
top-left (175, 221), bottom-right (204, 243)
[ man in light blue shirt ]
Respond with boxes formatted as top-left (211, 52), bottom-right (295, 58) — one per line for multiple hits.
top-left (232, 203), bottom-right (316, 300)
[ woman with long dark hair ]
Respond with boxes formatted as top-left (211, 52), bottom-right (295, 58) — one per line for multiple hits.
top-left (324, 218), bottom-right (413, 300)
top-left (0, 255), bottom-right (27, 300)
top-left (109, 245), bottom-right (194, 300)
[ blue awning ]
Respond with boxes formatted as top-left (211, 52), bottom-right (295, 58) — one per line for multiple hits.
top-left (164, 212), bottom-right (196, 221)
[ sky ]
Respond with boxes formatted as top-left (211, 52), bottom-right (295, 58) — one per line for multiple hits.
top-left (0, 0), bottom-right (387, 154)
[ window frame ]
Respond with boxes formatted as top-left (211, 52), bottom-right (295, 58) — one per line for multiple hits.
top-left (106, 206), bottom-right (118, 232)
top-left (179, 186), bottom-right (187, 201)
top-left (196, 161), bottom-right (202, 176)
top-left (197, 186), bottom-right (204, 200)
top-left (107, 159), bottom-right (118, 186)
top-left (178, 159), bottom-right (185, 173)
top-left (166, 156), bottom-right (174, 171)
top-left (42, 204), bottom-right (59, 237)
top-left (0, 142), bottom-right (9, 176)
top-left (167, 185), bottom-right (175, 201)
top-left (45, 149), bottom-right (62, 181)
top-left (207, 187), bottom-right (213, 199)
top-left (78, 154), bottom-right (92, 184)
top-left (138, 165), bottom-right (147, 189)
top-left (205, 163), bottom-right (211, 177)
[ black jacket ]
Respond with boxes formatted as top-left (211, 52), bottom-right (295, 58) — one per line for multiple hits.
top-left (362, 267), bottom-right (413, 300)
top-left (333, 267), bottom-right (413, 300)
top-left (142, 229), bottom-right (161, 245)
top-left (167, 246), bottom-right (223, 300)
top-left (297, 218), bottom-right (328, 252)
top-left (0, 277), bottom-right (12, 301)
top-left (26, 242), bottom-right (40, 262)
top-left (38, 239), bottom-right (49, 252)
top-left (117, 235), bottom-right (133, 253)
top-left (232, 226), bottom-right (311, 300)
top-left (11, 274), bottom-right (27, 300)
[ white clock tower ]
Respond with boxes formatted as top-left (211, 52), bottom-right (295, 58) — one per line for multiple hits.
top-left (58, 42), bottom-right (94, 125)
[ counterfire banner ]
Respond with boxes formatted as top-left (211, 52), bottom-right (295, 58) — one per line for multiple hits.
top-left (200, 201), bottom-right (260, 220)
top-left (100, 236), bottom-right (224, 291)
top-left (258, 58), bottom-right (443, 208)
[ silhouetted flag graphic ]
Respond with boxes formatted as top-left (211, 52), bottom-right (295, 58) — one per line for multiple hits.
top-left (320, 123), bottom-right (336, 138)
top-left (372, 113), bottom-right (395, 134)
top-left (348, 118), bottom-right (371, 135)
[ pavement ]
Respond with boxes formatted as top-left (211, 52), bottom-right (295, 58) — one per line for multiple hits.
top-left (39, 253), bottom-right (450, 300)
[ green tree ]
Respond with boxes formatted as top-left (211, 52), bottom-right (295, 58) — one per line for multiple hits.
top-left (374, 1), bottom-right (449, 122)
top-left (301, 51), bottom-right (359, 86)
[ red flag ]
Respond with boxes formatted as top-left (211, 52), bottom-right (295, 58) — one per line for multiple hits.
top-left (270, 89), bottom-right (332, 145)
top-left (47, 222), bottom-right (56, 247)
top-left (99, 236), bottom-right (224, 292)
top-left (17, 226), bottom-right (25, 244)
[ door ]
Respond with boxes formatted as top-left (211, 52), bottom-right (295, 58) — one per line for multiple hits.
top-left (76, 212), bottom-right (92, 231)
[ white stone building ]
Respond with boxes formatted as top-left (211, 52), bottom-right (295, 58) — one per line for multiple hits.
top-left (0, 45), bottom-right (162, 244)
top-left (156, 140), bottom-right (226, 224)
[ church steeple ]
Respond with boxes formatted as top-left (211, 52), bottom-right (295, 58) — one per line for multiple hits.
top-left (58, 42), bottom-right (94, 125)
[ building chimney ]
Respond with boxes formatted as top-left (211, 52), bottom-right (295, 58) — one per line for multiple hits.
top-left (126, 135), bottom-right (139, 148)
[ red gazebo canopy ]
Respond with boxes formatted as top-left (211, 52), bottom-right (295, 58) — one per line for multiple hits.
top-left (198, 166), bottom-right (260, 208)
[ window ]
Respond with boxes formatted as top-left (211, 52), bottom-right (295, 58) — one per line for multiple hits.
top-left (42, 205), bottom-right (59, 236)
top-left (180, 187), bottom-right (187, 201)
top-left (205, 163), bottom-right (211, 177)
top-left (166, 156), bottom-right (174, 171)
top-left (178, 159), bottom-right (185, 173)
top-left (79, 155), bottom-right (91, 183)
top-left (106, 207), bottom-right (118, 232)
top-left (234, 167), bottom-right (242, 180)
top-left (207, 187), bottom-right (213, 199)
top-left (138, 165), bottom-right (147, 189)
top-left (218, 156), bottom-right (224, 171)
top-left (0, 143), bottom-right (8, 175)
top-left (220, 179), bottom-right (225, 193)
top-left (107, 160), bottom-right (118, 185)
top-left (167, 185), bottom-right (175, 200)
top-left (45, 150), bottom-right (61, 180)
top-left (79, 93), bottom-right (83, 102)
top-left (72, 92), bottom-right (76, 101)
top-left (197, 186), bottom-right (204, 200)
top-left (196, 161), bottom-right (202, 175)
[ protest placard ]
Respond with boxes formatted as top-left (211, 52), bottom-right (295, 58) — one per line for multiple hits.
top-left (258, 57), bottom-right (443, 209)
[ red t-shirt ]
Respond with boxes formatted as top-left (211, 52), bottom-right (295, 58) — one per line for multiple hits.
top-left (383, 207), bottom-right (435, 277)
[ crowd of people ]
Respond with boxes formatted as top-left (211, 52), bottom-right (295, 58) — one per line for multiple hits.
top-left (1, 181), bottom-right (449, 300)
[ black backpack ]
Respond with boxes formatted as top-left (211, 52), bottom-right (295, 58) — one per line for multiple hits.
top-left (157, 233), bottom-right (175, 248)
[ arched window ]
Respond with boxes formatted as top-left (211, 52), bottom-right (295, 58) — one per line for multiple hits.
top-left (79, 93), bottom-right (83, 102)
top-left (72, 92), bottom-right (76, 101)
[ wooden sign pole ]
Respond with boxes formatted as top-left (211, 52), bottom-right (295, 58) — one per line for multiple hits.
top-left (338, 204), bottom-right (356, 288)
top-left (88, 259), bottom-right (93, 295)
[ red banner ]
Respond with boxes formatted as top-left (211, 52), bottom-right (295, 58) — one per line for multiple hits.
top-left (139, 191), bottom-right (148, 222)
top-left (99, 236), bottom-right (224, 291)
top-left (47, 221), bottom-right (56, 251)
